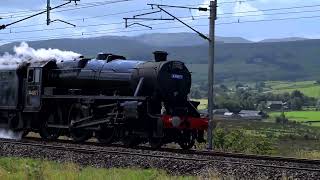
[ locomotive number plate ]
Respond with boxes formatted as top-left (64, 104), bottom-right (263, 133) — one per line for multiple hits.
top-left (171, 74), bottom-right (183, 80)
top-left (28, 90), bottom-right (39, 96)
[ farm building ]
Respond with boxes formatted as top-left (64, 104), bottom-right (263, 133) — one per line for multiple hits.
top-left (239, 110), bottom-right (264, 120)
top-left (267, 101), bottom-right (284, 110)
top-left (212, 109), bottom-right (230, 115)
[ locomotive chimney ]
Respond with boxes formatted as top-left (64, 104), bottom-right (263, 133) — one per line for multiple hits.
top-left (153, 51), bottom-right (168, 62)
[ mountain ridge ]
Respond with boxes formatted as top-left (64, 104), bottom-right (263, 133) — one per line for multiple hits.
top-left (0, 33), bottom-right (319, 83)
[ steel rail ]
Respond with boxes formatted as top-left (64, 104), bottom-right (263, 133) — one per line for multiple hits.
top-left (0, 138), bottom-right (319, 172)
top-left (21, 136), bottom-right (320, 166)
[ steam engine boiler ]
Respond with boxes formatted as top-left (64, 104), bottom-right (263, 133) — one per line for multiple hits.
top-left (0, 51), bottom-right (208, 149)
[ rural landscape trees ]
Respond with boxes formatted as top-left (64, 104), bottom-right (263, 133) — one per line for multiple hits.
top-left (191, 83), bottom-right (316, 112)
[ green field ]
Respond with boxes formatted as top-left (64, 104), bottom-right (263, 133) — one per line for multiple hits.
top-left (269, 111), bottom-right (320, 126)
top-left (193, 99), bottom-right (207, 110)
top-left (0, 157), bottom-right (196, 180)
top-left (266, 81), bottom-right (320, 98)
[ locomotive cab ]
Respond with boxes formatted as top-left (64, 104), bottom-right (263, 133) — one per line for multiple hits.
top-left (24, 61), bottom-right (55, 112)
top-left (24, 67), bottom-right (42, 111)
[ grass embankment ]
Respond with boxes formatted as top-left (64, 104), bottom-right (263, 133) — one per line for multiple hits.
top-left (0, 157), bottom-right (195, 180)
top-left (269, 111), bottom-right (320, 126)
top-left (214, 120), bottom-right (320, 159)
top-left (266, 81), bottom-right (320, 98)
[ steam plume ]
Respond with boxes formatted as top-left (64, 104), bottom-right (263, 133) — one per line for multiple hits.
top-left (0, 42), bottom-right (81, 68)
top-left (0, 128), bottom-right (23, 140)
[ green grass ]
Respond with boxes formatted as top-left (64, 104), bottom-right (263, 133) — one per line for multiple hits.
top-left (294, 150), bottom-right (320, 159)
top-left (0, 157), bottom-right (196, 180)
top-left (266, 81), bottom-right (320, 98)
top-left (215, 119), bottom-right (320, 159)
top-left (192, 99), bottom-right (207, 110)
top-left (269, 111), bottom-right (320, 126)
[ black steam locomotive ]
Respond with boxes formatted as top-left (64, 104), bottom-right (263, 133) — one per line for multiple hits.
top-left (0, 51), bottom-right (208, 149)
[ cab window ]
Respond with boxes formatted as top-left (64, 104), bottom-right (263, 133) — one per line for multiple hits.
top-left (34, 69), bottom-right (41, 83)
top-left (28, 69), bottom-right (34, 82)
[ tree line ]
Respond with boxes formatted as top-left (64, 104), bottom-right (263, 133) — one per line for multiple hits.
top-left (191, 83), bottom-right (317, 112)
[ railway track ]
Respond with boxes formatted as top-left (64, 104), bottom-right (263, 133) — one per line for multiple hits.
top-left (0, 137), bottom-right (320, 173)
top-left (22, 137), bottom-right (320, 167)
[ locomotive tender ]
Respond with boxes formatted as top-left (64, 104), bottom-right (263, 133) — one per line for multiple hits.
top-left (0, 51), bottom-right (208, 149)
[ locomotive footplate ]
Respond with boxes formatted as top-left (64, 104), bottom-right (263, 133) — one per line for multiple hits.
top-left (42, 95), bottom-right (146, 101)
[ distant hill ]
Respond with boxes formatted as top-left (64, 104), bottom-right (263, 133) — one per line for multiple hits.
top-left (131, 33), bottom-right (252, 47)
top-left (131, 33), bottom-right (206, 47)
top-left (216, 36), bottom-right (252, 44)
top-left (259, 37), bottom-right (309, 43)
top-left (1, 33), bottom-right (320, 83)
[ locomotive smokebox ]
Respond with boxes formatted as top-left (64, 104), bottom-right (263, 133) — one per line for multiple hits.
top-left (153, 51), bottom-right (168, 62)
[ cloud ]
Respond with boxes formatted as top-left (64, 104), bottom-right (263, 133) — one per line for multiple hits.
top-left (233, 1), bottom-right (264, 20)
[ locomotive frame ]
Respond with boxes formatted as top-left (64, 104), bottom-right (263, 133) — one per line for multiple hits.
top-left (0, 52), bottom-right (208, 150)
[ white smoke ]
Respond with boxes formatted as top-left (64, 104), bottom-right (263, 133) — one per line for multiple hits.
top-left (0, 42), bottom-right (81, 68)
top-left (0, 128), bottom-right (23, 140)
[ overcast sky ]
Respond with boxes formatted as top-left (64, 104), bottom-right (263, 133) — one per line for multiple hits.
top-left (0, 0), bottom-right (319, 44)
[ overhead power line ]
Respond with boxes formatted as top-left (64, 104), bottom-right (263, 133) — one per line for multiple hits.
top-left (220, 8), bottom-right (320, 19)
top-left (217, 14), bottom-right (320, 25)
top-left (220, 4), bottom-right (320, 16)
top-left (0, 0), bottom-right (135, 16)
top-left (2, 12), bottom-right (320, 43)
top-left (5, 4), bottom-right (320, 31)
top-left (0, 0), bottom-right (256, 17)
top-left (2, 1), bottom-right (319, 22)
top-left (0, 0), bottom-right (136, 30)
top-left (0, 0), bottom-right (135, 20)
top-left (7, 8), bottom-right (152, 29)
top-left (0, 0), bottom-right (77, 30)
top-left (0, 15), bottom-right (208, 35)
top-left (2, 1), bottom-right (320, 43)
top-left (218, 0), bottom-right (259, 5)
top-left (1, 13), bottom-right (319, 36)
top-left (0, 24), bottom-right (210, 43)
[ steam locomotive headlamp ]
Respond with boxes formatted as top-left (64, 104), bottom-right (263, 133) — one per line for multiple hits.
top-left (170, 116), bottom-right (181, 128)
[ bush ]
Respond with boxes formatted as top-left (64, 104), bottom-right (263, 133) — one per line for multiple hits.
top-left (213, 128), bottom-right (274, 155)
top-left (275, 112), bottom-right (289, 124)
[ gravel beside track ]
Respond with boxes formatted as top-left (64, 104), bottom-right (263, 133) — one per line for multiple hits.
top-left (0, 138), bottom-right (319, 179)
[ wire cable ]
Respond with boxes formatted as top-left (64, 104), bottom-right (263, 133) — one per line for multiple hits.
top-left (2, 13), bottom-right (320, 43)
top-left (7, 8), bottom-right (152, 29)
top-left (0, 0), bottom-right (135, 19)
top-left (0, 15), bottom-right (208, 35)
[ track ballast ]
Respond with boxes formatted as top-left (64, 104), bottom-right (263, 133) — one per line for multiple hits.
top-left (0, 137), bottom-right (319, 179)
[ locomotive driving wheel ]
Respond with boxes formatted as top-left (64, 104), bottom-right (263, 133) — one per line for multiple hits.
top-left (96, 126), bottom-right (116, 144)
top-left (149, 137), bottom-right (163, 149)
top-left (96, 107), bottom-right (117, 144)
top-left (178, 130), bottom-right (195, 150)
top-left (121, 130), bottom-right (141, 148)
top-left (68, 103), bottom-right (92, 142)
top-left (39, 107), bottom-right (63, 140)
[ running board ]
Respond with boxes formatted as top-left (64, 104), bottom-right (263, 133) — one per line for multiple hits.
top-left (47, 124), bottom-right (101, 131)
top-left (47, 124), bottom-right (69, 129)
top-left (72, 119), bottom-right (111, 129)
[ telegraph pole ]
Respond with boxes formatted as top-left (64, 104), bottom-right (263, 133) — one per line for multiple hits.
top-left (124, 2), bottom-right (216, 149)
top-left (0, 0), bottom-right (79, 30)
top-left (207, 0), bottom-right (217, 150)
top-left (47, 0), bottom-right (51, 25)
